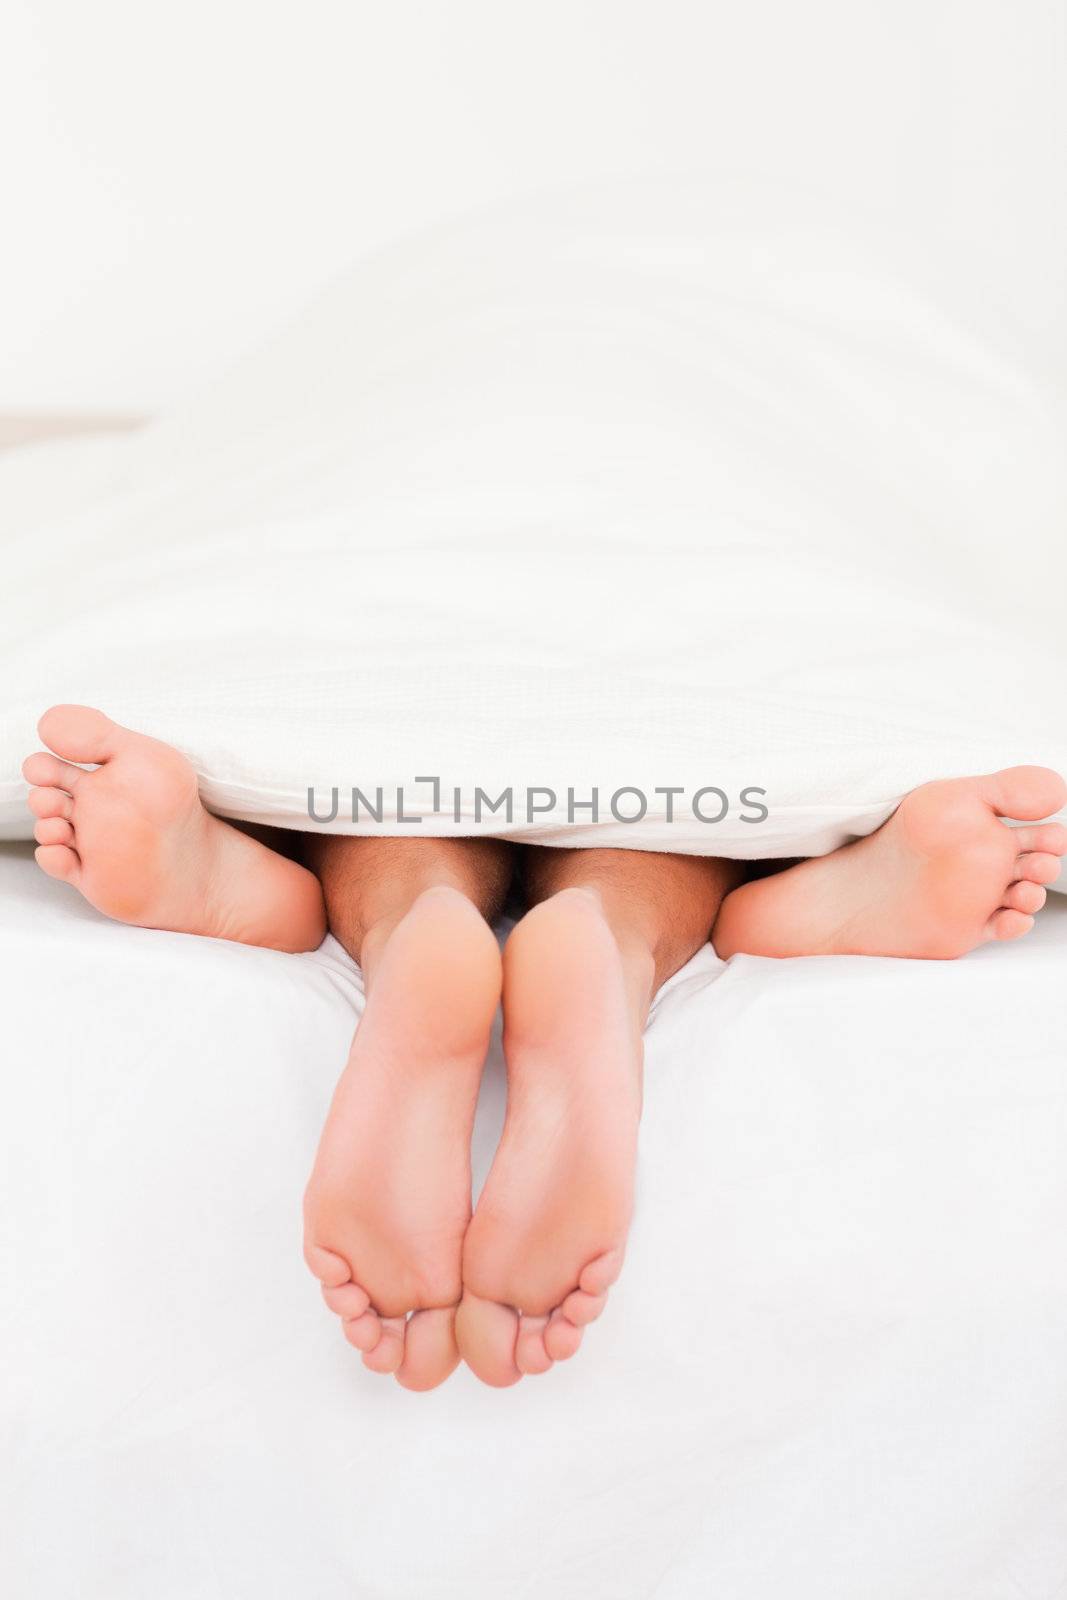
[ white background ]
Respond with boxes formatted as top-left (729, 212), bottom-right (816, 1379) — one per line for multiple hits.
top-left (1, 0), bottom-right (1064, 410)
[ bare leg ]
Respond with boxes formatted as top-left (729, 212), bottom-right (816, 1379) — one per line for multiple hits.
top-left (456, 846), bottom-right (741, 1386)
top-left (713, 767), bottom-right (1066, 960)
top-left (303, 834), bottom-right (512, 980)
top-left (302, 835), bottom-right (513, 1391)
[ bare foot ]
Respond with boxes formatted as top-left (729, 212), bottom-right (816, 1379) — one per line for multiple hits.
top-left (303, 887), bottom-right (501, 1391)
top-left (22, 705), bottom-right (325, 951)
top-left (714, 766), bottom-right (1067, 961)
top-left (456, 888), bottom-right (641, 1386)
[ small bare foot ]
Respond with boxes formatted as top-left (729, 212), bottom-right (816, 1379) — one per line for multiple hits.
top-left (303, 887), bottom-right (501, 1391)
top-left (456, 888), bottom-right (641, 1386)
top-left (714, 766), bottom-right (1067, 961)
top-left (22, 705), bottom-right (325, 951)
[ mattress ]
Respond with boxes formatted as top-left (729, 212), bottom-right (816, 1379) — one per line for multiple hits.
top-left (3, 838), bottom-right (1067, 1599)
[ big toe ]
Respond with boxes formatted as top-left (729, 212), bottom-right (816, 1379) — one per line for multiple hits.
top-left (455, 1292), bottom-right (522, 1387)
top-left (396, 1307), bottom-right (460, 1391)
top-left (989, 766), bottom-right (1067, 821)
top-left (38, 704), bottom-right (122, 764)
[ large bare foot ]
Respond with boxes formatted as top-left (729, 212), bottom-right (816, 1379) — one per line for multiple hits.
top-left (714, 766), bottom-right (1067, 961)
top-left (23, 705), bottom-right (325, 951)
top-left (456, 888), bottom-right (641, 1387)
top-left (303, 887), bottom-right (501, 1391)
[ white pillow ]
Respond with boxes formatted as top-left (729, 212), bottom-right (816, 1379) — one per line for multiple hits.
top-left (2, 177), bottom-right (1065, 864)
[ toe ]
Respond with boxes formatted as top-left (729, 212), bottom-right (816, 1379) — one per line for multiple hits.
top-left (396, 1307), bottom-right (460, 1391)
top-left (34, 817), bottom-right (75, 847)
top-left (560, 1288), bottom-right (608, 1326)
top-left (986, 766), bottom-right (1067, 821)
top-left (22, 752), bottom-right (83, 791)
top-left (1002, 881), bottom-right (1046, 915)
top-left (343, 1310), bottom-right (383, 1352)
top-left (34, 845), bottom-right (80, 883)
top-left (515, 1315), bottom-right (554, 1375)
top-left (27, 787), bottom-right (73, 822)
top-left (322, 1281), bottom-right (371, 1319)
top-left (985, 908), bottom-right (1035, 942)
top-left (1015, 852), bottom-right (1062, 886)
top-left (578, 1249), bottom-right (624, 1296)
top-left (1011, 823), bottom-right (1067, 857)
top-left (363, 1316), bottom-right (406, 1375)
top-left (38, 704), bottom-right (122, 765)
top-left (454, 1292), bottom-right (522, 1387)
top-left (303, 1242), bottom-right (352, 1288)
top-left (543, 1310), bottom-right (583, 1362)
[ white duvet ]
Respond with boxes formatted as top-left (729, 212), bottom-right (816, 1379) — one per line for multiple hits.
top-left (4, 840), bottom-right (1067, 1599)
top-left (2, 177), bottom-right (1065, 857)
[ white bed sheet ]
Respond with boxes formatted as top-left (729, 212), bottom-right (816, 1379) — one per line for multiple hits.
top-left (3, 840), bottom-right (1066, 1600)
top-left (4, 180), bottom-right (1066, 860)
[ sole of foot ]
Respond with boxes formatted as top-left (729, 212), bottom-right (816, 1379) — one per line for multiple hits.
top-left (23, 704), bottom-right (325, 951)
top-left (713, 765), bottom-right (1067, 961)
top-left (303, 886), bottom-right (502, 1391)
top-left (456, 887), bottom-right (641, 1387)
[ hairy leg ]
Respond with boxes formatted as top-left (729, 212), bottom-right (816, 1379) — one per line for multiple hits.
top-left (302, 835), bottom-right (513, 1390)
top-left (304, 834), bottom-right (513, 979)
top-left (456, 846), bottom-right (741, 1385)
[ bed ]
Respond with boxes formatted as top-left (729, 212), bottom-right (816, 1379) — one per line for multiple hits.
top-left (4, 181), bottom-right (1067, 1591)
top-left (4, 832), bottom-right (1067, 1599)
